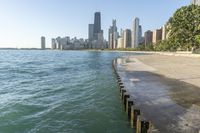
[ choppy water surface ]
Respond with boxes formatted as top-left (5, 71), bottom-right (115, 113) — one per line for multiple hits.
top-left (0, 50), bottom-right (139, 133)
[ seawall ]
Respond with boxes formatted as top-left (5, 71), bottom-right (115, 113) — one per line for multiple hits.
top-left (112, 55), bottom-right (200, 133)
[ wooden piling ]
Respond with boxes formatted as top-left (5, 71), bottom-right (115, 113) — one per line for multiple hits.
top-left (113, 59), bottom-right (155, 133)
top-left (133, 109), bottom-right (141, 128)
top-left (119, 85), bottom-right (124, 93)
top-left (121, 89), bottom-right (126, 100)
top-left (118, 79), bottom-right (122, 82)
top-left (118, 82), bottom-right (123, 86)
top-left (123, 93), bottom-right (130, 110)
top-left (131, 105), bottom-right (134, 128)
top-left (141, 121), bottom-right (150, 133)
top-left (136, 115), bottom-right (141, 133)
top-left (127, 99), bottom-right (134, 119)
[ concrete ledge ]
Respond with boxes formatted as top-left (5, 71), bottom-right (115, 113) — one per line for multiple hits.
top-left (120, 51), bottom-right (200, 58)
top-left (113, 55), bottom-right (200, 132)
top-left (113, 59), bottom-right (157, 133)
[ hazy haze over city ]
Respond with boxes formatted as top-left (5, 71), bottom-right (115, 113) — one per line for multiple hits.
top-left (0, 0), bottom-right (190, 48)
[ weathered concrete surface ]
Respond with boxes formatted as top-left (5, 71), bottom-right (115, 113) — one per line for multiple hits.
top-left (115, 55), bottom-right (200, 133)
top-left (135, 55), bottom-right (200, 87)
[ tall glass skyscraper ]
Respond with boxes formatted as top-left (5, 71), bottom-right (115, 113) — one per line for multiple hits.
top-left (123, 29), bottom-right (132, 48)
top-left (93, 12), bottom-right (102, 41)
top-left (88, 24), bottom-right (94, 41)
top-left (132, 17), bottom-right (140, 48)
top-left (94, 12), bottom-right (101, 35)
top-left (88, 12), bottom-right (104, 49)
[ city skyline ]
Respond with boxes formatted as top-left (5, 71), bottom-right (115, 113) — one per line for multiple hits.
top-left (0, 0), bottom-right (190, 48)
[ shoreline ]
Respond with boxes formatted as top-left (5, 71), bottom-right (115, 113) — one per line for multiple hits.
top-left (1, 48), bottom-right (200, 58)
top-left (114, 55), bottom-right (200, 132)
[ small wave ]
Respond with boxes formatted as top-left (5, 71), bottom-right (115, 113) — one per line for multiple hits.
top-left (53, 67), bottom-right (69, 72)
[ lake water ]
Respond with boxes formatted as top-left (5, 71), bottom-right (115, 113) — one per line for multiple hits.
top-left (0, 50), bottom-right (138, 133)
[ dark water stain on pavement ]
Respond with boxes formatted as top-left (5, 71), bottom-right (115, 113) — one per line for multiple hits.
top-left (117, 67), bottom-right (200, 133)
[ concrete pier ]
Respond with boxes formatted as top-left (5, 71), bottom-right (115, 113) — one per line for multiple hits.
top-left (114, 55), bottom-right (200, 133)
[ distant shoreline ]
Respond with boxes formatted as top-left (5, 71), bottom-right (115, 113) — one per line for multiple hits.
top-left (1, 48), bottom-right (200, 58)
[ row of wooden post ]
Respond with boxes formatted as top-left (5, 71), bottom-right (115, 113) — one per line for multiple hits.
top-left (112, 59), bottom-right (154, 133)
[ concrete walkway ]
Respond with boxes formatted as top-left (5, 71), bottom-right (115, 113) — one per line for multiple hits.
top-left (115, 55), bottom-right (200, 133)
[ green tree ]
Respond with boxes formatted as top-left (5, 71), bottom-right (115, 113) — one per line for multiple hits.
top-left (167, 4), bottom-right (200, 50)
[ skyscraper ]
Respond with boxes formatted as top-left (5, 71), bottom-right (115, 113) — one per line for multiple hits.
top-left (56, 37), bottom-right (61, 50)
top-left (108, 26), bottom-right (112, 49)
top-left (162, 25), bottom-right (167, 40)
top-left (138, 25), bottom-right (143, 44)
top-left (132, 17), bottom-right (140, 48)
top-left (51, 38), bottom-right (56, 49)
top-left (88, 12), bottom-right (104, 49)
top-left (94, 12), bottom-right (101, 40)
top-left (88, 24), bottom-right (94, 41)
top-left (144, 30), bottom-right (153, 46)
top-left (108, 19), bottom-right (119, 49)
top-left (113, 20), bottom-right (119, 49)
top-left (117, 37), bottom-right (124, 48)
top-left (97, 30), bottom-right (104, 49)
top-left (192, 0), bottom-right (200, 5)
top-left (124, 29), bottom-right (132, 48)
top-left (109, 33), bottom-right (113, 49)
top-left (41, 36), bottom-right (46, 50)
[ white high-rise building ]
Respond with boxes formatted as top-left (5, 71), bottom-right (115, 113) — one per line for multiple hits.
top-left (56, 37), bottom-right (61, 50)
top-left (41, 36), bottom-right (46, 50)
top-left (192, 0), bottom-right (200, 5)
top-left (108, 19), bottom-right (119, 49)
top-left (162, 25), bottom-right (167, 40)
top-left (117, 37), bottom-right (124, 48)
top-left (113, 20), bottom-right (118, 49)
top-left (132, 17), bottom-right (140, 48)
top-left (51, 38), bottom-right (56, 49)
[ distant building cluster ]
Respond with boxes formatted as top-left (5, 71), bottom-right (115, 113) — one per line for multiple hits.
top-left (144, 25), bottom-right (167, 46)
top-left (40, 12), bottom-right (169, 50)
top-left (41, 12), bottom-right (108, 50)
top-left (51, 37), bottom-right (88, 50)
top-left (108, 18), bottom-right (143, 49)
top-left (107, 17), bottom-right (169, 49)
top-left (40, 36), bottom-right (88, 50)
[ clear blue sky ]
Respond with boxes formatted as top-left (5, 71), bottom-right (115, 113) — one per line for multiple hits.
top-left (0, 0), bottom-right (190, 48)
